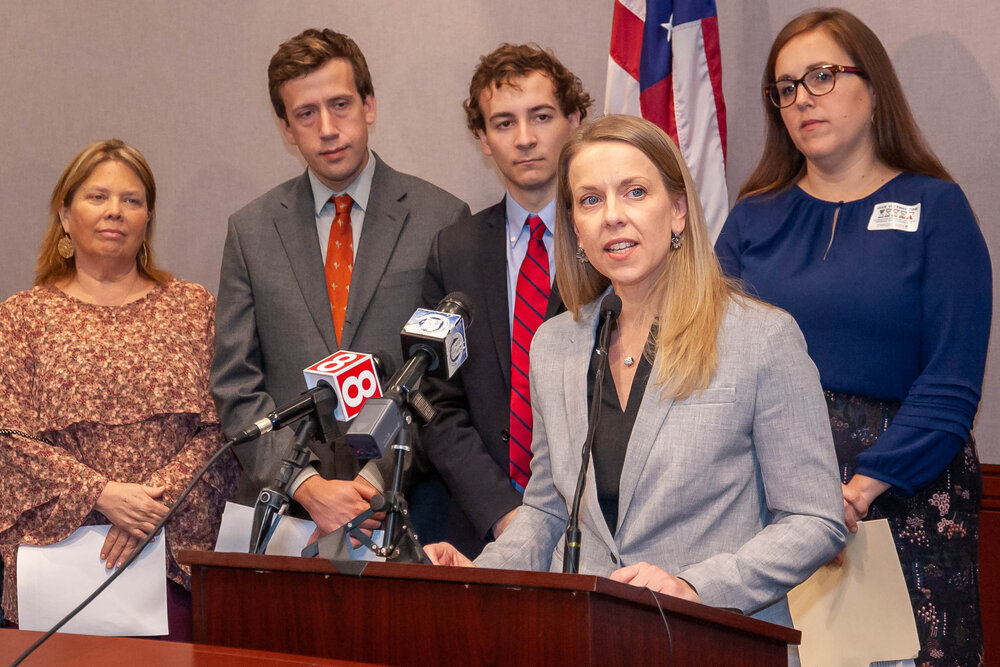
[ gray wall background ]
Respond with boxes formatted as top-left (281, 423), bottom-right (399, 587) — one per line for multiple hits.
top-left (2, 1), bottom-right (997, 462)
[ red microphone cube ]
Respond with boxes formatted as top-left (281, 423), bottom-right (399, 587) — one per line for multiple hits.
top-left (303, 351), bottom-right (383, 421)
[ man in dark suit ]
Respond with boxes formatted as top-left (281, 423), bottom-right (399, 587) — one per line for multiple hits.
top-left (410, 44), bottom-right (592, 556)
top-left (211, 29), bottom-right (469, 534)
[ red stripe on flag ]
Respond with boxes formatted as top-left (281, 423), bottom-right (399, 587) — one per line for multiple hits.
top-left (640, 76), bottom-right (678, 145)
top-left (701, 16), bottom-right (727, 162)
top-left (609, 0), bottom-right (643, 80)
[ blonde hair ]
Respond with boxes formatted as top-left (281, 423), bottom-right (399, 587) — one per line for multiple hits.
top-left (555, 115), bottom-right (736, 399)
top-left (36, 139), bottom-right (170, 286)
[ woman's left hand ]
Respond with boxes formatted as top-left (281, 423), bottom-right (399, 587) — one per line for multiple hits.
top-left (610, 562), bottom-right (701, 603)
top-left (100, 525), bottom-right (141, 569)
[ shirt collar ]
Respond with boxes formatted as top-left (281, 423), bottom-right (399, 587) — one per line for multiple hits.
top-left (308, 149), bottom-right (377, 216)
top-left (505, 194), bottom-right (557, 237)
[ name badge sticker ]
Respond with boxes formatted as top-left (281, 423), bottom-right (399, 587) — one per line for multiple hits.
top-left (868, 201), bottom-right (920, 232)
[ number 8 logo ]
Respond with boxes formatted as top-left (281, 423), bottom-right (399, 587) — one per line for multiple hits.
top-left (341, 370), bottom-right (379, 409)
top-left (315, 350), bottom-right (359, 373)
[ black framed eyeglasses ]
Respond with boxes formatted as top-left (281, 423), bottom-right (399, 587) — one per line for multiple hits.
top-left (764, 65), bottom-right (866, 108)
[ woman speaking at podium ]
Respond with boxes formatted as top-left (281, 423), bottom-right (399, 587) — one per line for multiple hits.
top-left (0, 139), bottom-right (238, 639)
top-left (426, 115), bottom-right (845, 628)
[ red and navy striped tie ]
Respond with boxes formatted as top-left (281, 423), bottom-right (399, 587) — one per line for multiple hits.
top-left (510, 215), bottom-right (550, 492)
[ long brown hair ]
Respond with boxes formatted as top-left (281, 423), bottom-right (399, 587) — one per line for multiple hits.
top-left (36, 139), bottom-right (170, 286)
top-left (739, 7), bottom-right (951, 199)
top-left (555, 115), bottom-right (737, 399)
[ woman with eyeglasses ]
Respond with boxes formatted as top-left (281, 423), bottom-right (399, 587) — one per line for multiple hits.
top-left (716, 8), bottom-right (990, 665)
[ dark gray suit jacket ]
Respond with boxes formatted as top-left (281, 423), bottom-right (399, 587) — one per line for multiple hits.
top-left (211, 155), bottom-right (469, 501)
top-left (412, 199), bottom-right (562, 556)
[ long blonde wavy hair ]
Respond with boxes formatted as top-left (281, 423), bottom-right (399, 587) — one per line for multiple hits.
top-left (554, 115), bottom-right (738, 399)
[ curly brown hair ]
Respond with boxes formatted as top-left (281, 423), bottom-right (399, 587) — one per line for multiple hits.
top-left (464, 43), bottom-right (592, 135)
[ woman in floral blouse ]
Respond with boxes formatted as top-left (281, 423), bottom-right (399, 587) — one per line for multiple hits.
top-left (0, 139), bottom-right (238, 640)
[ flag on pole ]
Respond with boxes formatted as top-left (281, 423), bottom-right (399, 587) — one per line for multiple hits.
top-left (605, 0), bottom-right (729, 239)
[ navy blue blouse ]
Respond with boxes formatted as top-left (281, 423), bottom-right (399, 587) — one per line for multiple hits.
top-left (715, 173), bottom-right (992, 493)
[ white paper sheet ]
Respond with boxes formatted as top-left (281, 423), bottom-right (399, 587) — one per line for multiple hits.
top-left (17, 525), bottom-right (168, 636)
top-left (214, 501), bottom-right (384, 560)
top-left (788, 519), bottom-right (919, 667)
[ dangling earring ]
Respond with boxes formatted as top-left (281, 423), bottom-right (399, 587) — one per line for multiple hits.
top-left (57, 233), bottom-right (75, 259)
top-left (138, 241), bottom-right (150, 270)
top-left (670, 232), bottom-right (683, 250)
top-left (576, 247), bottom-right (590, 264)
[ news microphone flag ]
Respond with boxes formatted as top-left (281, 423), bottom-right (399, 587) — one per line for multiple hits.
top-left (605, 0), bottom-right (728, 239)
top-left (400, 308), bottom-right (469, 380)
top-left (303, 351), bottom-right (383, 421)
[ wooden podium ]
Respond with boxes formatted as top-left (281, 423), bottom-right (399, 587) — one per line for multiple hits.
top-left (180, 551), bottom-right (798, 666)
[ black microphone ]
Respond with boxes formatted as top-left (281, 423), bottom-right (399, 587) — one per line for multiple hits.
top-left (396, 292), bottom-right (474, 383)
top-left (563, 293), bottom-right (622, 574)
top-left (233, 385), bottom-right (333, 446)
top-left (346, 293), bottom-right (474, 458)
top-left (234, 351), bottom-right (394, 445)
top-left (386, 292), bottom-right (473, 407)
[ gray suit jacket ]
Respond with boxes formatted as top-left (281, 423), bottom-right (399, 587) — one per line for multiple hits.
top-left (476, 293), bottom-right (846, 623)
top-left (211, 155), bottom-right (469, 501)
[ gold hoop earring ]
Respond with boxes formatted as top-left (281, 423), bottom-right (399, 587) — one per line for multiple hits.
top-left (138, 241), bottom-right (149, 270)
top-left (57, 233), bottom-right (75, 259)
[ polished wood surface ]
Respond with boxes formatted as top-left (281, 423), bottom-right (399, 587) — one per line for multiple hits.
top-left (181, 550), bottom-right (797, 666)
top-left (0, 628), bottom-right (378, 666)
top-left (981, 463), bottom-right (1000, 664)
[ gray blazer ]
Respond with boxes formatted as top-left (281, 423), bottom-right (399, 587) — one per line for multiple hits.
top-left (476, 293), bottom-right (846, 624)
top-left (211, 156), bottom-right (469, 500)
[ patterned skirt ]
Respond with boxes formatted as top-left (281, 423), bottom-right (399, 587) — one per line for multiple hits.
top-left (825, 391), bottom-right (983, 667)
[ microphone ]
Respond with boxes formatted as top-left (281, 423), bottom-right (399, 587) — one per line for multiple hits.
top-left (563, 293), bottom-right (622, 574)
top-left (397, 292), bottom-right (474, 382)
top-left (246, 350), bottom-right (393, 554)
top-left (345, 293), bottom-right (474, 458)
top-left (234, 351), bottom-right (393, 445)
top-left (303, 350), bottom-right (386, 421)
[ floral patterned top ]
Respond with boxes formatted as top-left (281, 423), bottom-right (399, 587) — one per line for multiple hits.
top-left (0, 278), bottom-right (239, 623)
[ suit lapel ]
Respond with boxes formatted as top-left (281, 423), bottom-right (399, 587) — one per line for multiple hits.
top-left (273, 172), bottom-right (337, 350)
top-left (480, 201), bottom-right (512, 387)
top-left (546, 281), bottom-right (564, 320)
top-left (341, 156), bottom-right (407, 350)
top-left (616, 360), bottom-right (673, 532)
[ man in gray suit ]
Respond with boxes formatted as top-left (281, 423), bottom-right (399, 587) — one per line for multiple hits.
top-left (211, 29), bottom-right (469, 534)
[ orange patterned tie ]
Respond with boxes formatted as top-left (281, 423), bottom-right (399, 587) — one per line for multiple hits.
top-left (324, 194), bottom-right (354, 342)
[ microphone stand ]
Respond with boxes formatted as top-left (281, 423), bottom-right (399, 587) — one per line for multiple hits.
top-left (249, 384), bottom-right (339, 554)
top-left (304, 418), bottom-right (427, 566)
top-left (302, 380), bottom-right (431, 565)
top-left (563, 296), bottom-right (621, 574)
top-left (302, 294), bottom-right (473, 566)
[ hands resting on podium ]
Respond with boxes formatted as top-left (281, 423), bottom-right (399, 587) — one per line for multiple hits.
top-left (424, 543), bottom-right (700, 604)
